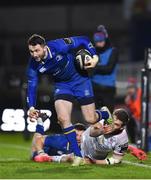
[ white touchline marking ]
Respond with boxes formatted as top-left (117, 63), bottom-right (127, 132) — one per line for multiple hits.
top-left (0, 143), bottom-right (151, 169)
top-left (123, 160), bottom-right (151, 169)
top-left (0, 157), bottom-right (26, 161)
top-left (0, 143), bottom-right (29, 151)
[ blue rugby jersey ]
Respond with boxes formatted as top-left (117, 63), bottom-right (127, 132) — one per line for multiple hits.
top-left (26, 36), bottom-right (96, 107)
top-left (43, 134), bottom-right (70, 155)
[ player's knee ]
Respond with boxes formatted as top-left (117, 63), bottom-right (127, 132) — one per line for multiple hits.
top-left (85, 113), bottom-right (96, 124)
top-left (57, 115), bottom-right (70, 126)
top-left (35, 135), bottom-right (43, 145)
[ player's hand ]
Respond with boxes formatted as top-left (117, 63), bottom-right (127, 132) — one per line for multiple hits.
top-left (103, 124), bottom-right (114, 134)
top-left (93, 122), bottom-right (103, 130)
top-left (27, 107), bottom-right (39, 122)
top-left (90, 122), bottom-right (104, 137)
top-left (84, 55), bottom-right (99, 69)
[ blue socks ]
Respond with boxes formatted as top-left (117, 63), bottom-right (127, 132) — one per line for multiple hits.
top-left (96, 109), bottom-right (109, 122)
top-left (36, 124), bottom-right (44, 135)
top-left (63, 125), bottom-right (82, 157)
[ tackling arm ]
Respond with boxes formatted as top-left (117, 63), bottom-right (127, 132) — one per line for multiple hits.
top-left (26, 60), bottom-right (39, 120)
top-left (90, 122), bottom-right (114, 137)
top-left (27, 69), bottom-right (38, 108)
top-left (90, 122), bottom-right (104, 137)
top-left (94, 153), bottom-right (123, 165)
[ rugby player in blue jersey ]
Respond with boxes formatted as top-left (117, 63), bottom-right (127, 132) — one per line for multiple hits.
top-left (31, 113), bottom-right (86, 163)
top-left (27, 34), bottom-right (110, 158)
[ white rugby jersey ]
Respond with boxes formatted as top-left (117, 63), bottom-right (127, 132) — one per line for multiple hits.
top-left (81, 126), bottom-right (128, 160)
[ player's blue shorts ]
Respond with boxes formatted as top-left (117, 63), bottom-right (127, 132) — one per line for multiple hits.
top-left (54, 75), bottom-right (94, 105)
top-left (43, 134), bottom-right (70, 155)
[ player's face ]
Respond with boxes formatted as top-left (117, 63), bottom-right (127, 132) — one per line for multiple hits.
top-left (112, 115), bottom-right (123, 131)
top-left (28, 44), bottom-right (47, 62)
top-left (75, 130), bottom-right (84, 145)
top-left (95, 41), bottom-right (106, 48)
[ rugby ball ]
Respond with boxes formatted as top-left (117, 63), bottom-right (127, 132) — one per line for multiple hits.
top-left (75, 49), bottom-right (92, 70)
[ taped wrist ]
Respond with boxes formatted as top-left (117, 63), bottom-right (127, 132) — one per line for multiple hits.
top-left (105, 158), bottom-right (111, 165)
top-left (37, 150), bottom-right (45, 155)
top-left (105, 157), bottom-right (121, 165)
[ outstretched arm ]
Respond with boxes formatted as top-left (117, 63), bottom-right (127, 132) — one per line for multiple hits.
top-left (94, 153), bottom-right (124, 165)
top-left (90, 122), bottom-right (114, 137)
top-left (27, 68), bottom-right (38, 108)
top-left (26, 59), bottom-right (39, 120)
top-left (90, 122), bottom-right (104, 137)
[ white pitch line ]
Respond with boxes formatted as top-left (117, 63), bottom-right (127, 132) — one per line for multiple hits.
top-left (1, 143), bottom-right (151, 169)
top-left (123, 160), bottom-right (151, 169)
top-left (0, 157), bottom-right (25, 161)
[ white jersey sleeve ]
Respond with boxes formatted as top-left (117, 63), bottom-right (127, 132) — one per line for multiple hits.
top-left (113, 129), bottom-right (128, 155)
top-left (81, 127), bottom-right (128, 160)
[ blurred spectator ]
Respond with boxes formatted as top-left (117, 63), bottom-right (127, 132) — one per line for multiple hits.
top-left (125, 77), bottom-right (141, 145)
top-left (91, 25), bottom-right (119, 113)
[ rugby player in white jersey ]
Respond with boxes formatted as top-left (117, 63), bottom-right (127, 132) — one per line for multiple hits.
top-left (72, 108), bottom-right (129, 166)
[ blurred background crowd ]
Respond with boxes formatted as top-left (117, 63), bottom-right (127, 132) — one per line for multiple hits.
top-left (0, 0), bottom-right (151, 149)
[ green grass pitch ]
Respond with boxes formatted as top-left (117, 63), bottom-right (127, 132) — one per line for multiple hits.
top-left (0, 133), bottom-right (151, 179)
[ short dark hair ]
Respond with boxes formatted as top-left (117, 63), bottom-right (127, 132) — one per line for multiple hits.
top-left (113, 108), bottom-right (129, 126)
top-left (28, 34), bottom-right (46, 46)
top-left (74, 123), bottom-right (86, 131)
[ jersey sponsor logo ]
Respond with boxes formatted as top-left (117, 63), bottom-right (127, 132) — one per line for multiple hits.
top-left (63, 38), bottom-right (73, 45)
top-left (39, 67), bottom-right (47, 73)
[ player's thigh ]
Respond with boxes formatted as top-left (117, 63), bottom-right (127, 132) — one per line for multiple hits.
top-left (81, 103), bottom-right (96, 124)
top-left (55, 99), bottom-right (73, 126)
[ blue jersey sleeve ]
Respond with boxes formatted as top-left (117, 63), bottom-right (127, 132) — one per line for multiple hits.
top-left (49, 36), bottom-right (96, 56)
top-left (71, 36), bottom-right (96, 56)
top-left (26, 59), bottom-right (39, 108)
